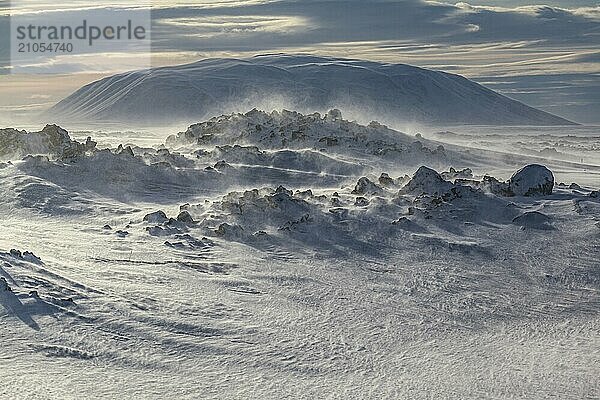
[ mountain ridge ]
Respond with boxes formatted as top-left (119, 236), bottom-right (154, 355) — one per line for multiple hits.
top-left (49, 54), bottom-right (575, 126)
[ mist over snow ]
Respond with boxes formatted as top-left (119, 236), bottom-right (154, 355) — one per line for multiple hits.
top-left (1, 108), bottom-right (599, 398)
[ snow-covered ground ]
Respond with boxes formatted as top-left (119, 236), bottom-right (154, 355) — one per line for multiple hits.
top-left (1, 110), bottom-right (598, 399)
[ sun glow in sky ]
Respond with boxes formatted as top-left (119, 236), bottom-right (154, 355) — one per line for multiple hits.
top-left (0, 0), bottom-right (598, 124)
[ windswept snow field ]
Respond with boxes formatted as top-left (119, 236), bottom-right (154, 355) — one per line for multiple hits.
top-left (0, 110), bottom-right (599, 399)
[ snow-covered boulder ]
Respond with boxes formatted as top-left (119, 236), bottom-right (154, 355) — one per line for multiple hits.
top-left (352, 177), bottom-right (381, 195)
top-left (143, 210), bottom-right (168, 224)
top-left (512, 211), bottom-right (553, 230)
top-left (215, 223), bottom-right (245, 238)
top-left (378, 173), bottom-right (394, 186)
top-left (391, 217), bottom-right (427, 233)
top-left (0, 277), bottom-right (11, 292)
top-left (354, 197), bottom-right (369, 207)
top-left (400, 166), bottom-right (454, 196)
top-left (479, 175), bottom-right (512, 196)
top-left (441, 167), bottom-right (473, 181)
top-left (0, 125), bottom-right (94, 160)
top-left (176, 211), bottom-right (195, 224)
top-left (509, 164), bottom-right (554, 196)
top-left (325, 109), bottom-right (343, 121)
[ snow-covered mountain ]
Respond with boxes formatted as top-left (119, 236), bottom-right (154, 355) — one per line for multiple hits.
top-left (49, 55), bottom-right (574, 126)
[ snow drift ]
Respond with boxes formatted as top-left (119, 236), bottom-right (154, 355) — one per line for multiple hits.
top-left (1, 110), bottom-right (600, 399)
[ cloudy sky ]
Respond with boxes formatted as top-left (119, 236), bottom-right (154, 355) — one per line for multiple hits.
top-left (0, 0), bottom-right (599, 124)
